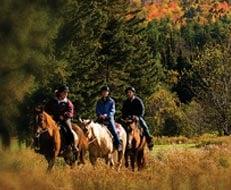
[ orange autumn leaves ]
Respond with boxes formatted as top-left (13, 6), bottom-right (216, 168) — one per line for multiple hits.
top-left (145, 1), bottom-right (183, 22)
top-left (144, 0), bottom-right (231, 25)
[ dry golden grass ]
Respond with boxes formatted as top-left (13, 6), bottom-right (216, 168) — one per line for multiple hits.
top-left (0, 136), bottom-right (231, 190)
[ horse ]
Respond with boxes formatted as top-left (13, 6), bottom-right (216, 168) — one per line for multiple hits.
top-left (124, 116), bottom-right (147, 171)
top-left (33, 107), bottom-right (88, 171)
top-left (79, 119), bottom-right (127, 170)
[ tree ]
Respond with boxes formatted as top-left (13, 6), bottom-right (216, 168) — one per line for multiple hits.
top-left (0, 0), bottom-right (62, 147)
top-left (55, 0), bottom-right (163, 117)
top-left (146, 85), bottom-right (184, 136)
top-left (189, 44), bottom-right (231, 135)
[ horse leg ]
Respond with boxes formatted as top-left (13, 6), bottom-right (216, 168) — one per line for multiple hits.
top-left (117, 150), bottom-right (123, 171)
top-left (105, 155), bottom-right (109, 165)
top-left (141, 150), bottom-right (146, 168)
top-left (89, 154), bottom-right (97, 166)
top-left (108, 153), bottom-right (114, 167)
top-left (130, 152), bottom-right (135, 172)
top-left (63, 145), bottom-right (77, 168)
top-left (46, 155), bottom-right (55, 172)
top-left (138, 149), bottom-right (146, 171)
top-left (78, 150), bottom-right (85, 165)
top-left (132, 150), bottom-right (139, 172)
top-left (125, 149), bottom-right (129, 168)
top-left (137, 151), bottom-right (142, 171)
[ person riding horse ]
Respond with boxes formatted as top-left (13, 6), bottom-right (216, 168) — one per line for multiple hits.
top-left (96, 85), bottom-right (122, 151)
top-left (45, 85), bottom-right (78, 152)
top-left (122, 86), bottom-right (154, 150)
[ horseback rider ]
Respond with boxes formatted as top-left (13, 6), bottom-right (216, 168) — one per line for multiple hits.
top-left (122, 86), bottom-right (154, 150)
top-left (45, 84), bottom-right (78, 152)
top-left (96, 85), bottom-right (122, 151)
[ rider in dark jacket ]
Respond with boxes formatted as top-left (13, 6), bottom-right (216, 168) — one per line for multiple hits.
top-left (122, 86), bottom-right (154, 150)
top-left (45, 85), bottom-right (78, 151)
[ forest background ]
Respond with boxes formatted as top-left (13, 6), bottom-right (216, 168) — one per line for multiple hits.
top-left (0, 0), bottom-right (231, 147)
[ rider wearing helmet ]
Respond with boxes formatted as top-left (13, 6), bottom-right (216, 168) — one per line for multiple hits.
top-left (122, 86), bottom-right (154, 150)
top-left (45, 85), bottom-right (78, 152)
top-left (96, 85), bottom-right (122, 151)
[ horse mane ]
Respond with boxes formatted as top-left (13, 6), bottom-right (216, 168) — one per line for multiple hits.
top-left (43, 111), bottom-right (61, 156)
top-left (43, 112), bottom-right (58, 130)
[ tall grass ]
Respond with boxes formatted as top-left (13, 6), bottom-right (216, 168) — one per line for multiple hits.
top-left (0, 136), bottom-right (231, 190)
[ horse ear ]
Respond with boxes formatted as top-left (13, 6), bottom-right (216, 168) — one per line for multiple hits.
top-left (78, 117), bottom-right (83, 123)
top-left (35, 104), bottom-right (44, 113)
top-left (75, 117), bottom-right (84, 129)
top-left (86, 120), bottom-right (92, 126)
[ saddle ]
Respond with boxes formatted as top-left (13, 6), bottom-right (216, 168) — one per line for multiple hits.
top-left (97, 120), bottom-right (122, 140)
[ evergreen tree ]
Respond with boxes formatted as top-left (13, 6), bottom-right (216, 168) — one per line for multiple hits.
top-left (55, 0), bottom-right (163, 118)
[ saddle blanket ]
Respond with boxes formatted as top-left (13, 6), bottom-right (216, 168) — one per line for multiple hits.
top-left (115, 123), bottom-right (123, 138)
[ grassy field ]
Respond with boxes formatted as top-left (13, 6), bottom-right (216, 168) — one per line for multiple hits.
top-left (0, 135), bottom-right (231, 190)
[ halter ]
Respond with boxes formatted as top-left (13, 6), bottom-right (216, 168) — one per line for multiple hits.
top-left (87, 126), bottom-right (97, 145)
top-left (36, 128), bottom-right (48, 138)
top-left (34, 127), bottom-right (49, 152)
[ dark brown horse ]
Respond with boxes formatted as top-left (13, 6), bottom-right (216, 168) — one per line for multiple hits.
top-left (124, 117), bottom-right (147, 171)
top-left (33, 107), bottom-right (88, 171)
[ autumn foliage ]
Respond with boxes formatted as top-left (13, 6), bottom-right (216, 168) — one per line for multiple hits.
top-left (144, 0), bottom-right (231, 25)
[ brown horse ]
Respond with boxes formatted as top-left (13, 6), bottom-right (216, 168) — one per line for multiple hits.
top-left (33, 107), bottom-right (88, 171)
top-left (124, 117), bottom-right (147, 171)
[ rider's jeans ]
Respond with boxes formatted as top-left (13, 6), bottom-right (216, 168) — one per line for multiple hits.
top-left (107, 117), bottom-right (121, 146)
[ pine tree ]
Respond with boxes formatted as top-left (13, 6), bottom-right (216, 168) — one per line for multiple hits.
top-left (55, 0), bottom-right (163, 118)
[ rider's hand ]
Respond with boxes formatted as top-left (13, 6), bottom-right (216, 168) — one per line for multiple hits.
top-left (60, 115), bottom-right (64, 120)
top-left (99, 115), bottom-right (107, 120)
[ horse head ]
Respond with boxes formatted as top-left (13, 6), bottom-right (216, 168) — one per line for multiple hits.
top-left (34, 105), bottom-right (47, 137)
top-left (33, 106), bottom-right (57, 151)
top-left (78, 119), bottom-right (93, 140)
top-left (125, 116), bottom-right (141, 150)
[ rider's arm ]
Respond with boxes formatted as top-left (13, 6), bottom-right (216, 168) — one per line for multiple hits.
top-left (64, 100), bottom-right (74, 119)
top-left (136, 98), bottom-right (145, 117)
top-left (96, 100), bottom-right (102, 117)
top-left (108, 99), bottom-right (115, 118)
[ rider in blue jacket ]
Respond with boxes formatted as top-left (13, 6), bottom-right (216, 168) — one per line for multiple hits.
top-left (96, 85), bottom-right (121, 150)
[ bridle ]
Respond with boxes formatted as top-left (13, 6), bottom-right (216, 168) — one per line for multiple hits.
top-left (86, 126), bottom-right (97, 145)
top-left (34, 112), bottom-right (49, 151)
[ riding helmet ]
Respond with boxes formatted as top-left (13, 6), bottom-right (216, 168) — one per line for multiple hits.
top-left (57, 84), bottom-right (69, 93)
top-left (125, 86), bottom-right (136, 93)
top-left (100, 85), bottom-right (110, 92)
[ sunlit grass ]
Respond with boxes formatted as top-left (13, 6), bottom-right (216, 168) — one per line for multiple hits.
top-left (0, 135), bottom-right (231, 190)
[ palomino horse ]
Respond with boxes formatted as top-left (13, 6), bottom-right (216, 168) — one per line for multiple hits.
top-left (33, 107), bottom-right (88, 171)
top-left (124, 117), bottom-right (147, 171)
top-left (79, 120), bottom-right (127, 170)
